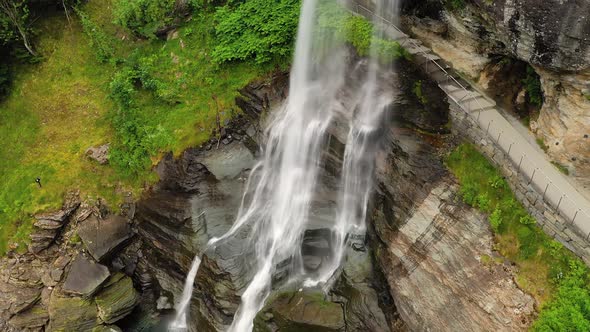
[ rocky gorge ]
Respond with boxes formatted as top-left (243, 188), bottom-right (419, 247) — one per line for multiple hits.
top-left (0, 50), bottom-right (539, 331)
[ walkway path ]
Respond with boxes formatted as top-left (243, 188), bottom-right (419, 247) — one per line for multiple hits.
top-left (352, 3), bottom-right (590, 238)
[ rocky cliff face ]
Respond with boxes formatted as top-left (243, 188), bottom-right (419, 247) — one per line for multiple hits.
top-left (0, 54), bottom-right (537, 331)
top-left (403, 0), bottom-right (590, 191)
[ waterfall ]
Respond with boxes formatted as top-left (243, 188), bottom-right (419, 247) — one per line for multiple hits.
top-left (171, 0), bottom-right (399, 330)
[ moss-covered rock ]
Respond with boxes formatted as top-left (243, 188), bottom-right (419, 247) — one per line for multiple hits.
top-left (92, 324), bottom-right (123, 332)
top-left (48, 291), bottom-right (99, 331)
top-left (256, 291), bottom-right (345, 332)
top-left (7, 304), bottom-right (48, 330)
top-left (95, 273), bottom-right (139, 324)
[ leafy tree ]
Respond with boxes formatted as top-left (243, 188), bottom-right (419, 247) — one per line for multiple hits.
top-left (0, 0), bottom-right (36, 56)
top-left (533, 261), bottom-right (590, 331)
top-left (211, 0), bottom-right (300, 64)
top-left (113, 0), bottom-right (203, 38)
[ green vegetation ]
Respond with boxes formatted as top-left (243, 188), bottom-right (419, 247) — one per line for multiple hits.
top-left (113, 0), bottom-right (201, 38)
top-left (0, 0), bottom-right (295, 254)
top-left (212, 0), bottom-right (300, 65)
top-left (523, 64), bottom-right (544, 108)
top-left (412, 80), bottom-right (427, 105)
top-left (446, 0), bottom-right (466, 10)
top-left (0, 0), bottom-right (408, 255)
top-left (316, 1), bottom-right (410, 62)
top-left (551, 161), bottom-right (570, 175)
top-left (446, 143), bottom-right (590, 329)
top-left (536, 137), bottom-right (549, 153)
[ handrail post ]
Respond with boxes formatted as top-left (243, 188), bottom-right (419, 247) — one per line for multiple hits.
top-left (572, 209), bottom-right (580, 224)
top-left (496, 130), bottom-right (503, 144)
top-left (517, 155), bottom-right (524, 174)
top-left (529, 168), bottom-right (537, 185)
top-left (543, 181), bottom-right (551, 200)
top-left (486, 120), bottom-right (493, 135)
top-left (508, 142), bottom-right (514, 155)
top-left (556, 195), bottom-right (564, 212)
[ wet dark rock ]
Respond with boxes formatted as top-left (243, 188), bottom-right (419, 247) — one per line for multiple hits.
top-left (77, 215), bottom-right (132, 262)
top-left (255, 292), bottom-right (345, 332)
top-left (156, 296), bottom-right (173, 310)
top-left (47, 291), bottom-right (99, 331)
top-left (0, 284), bottom-right (42, 315)
top-left (62, 255), bottom-right (110, 297)
top-left (95, 273), bottom-right (139, 324)
top-left (200, 141), bottom-right (255, 180)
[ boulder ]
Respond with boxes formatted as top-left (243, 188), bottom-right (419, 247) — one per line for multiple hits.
top-left (95, 273), bottom-right (139, 324)
top-left (86, 144), bottom-right (110, 165)
top-left (8, 304), bottom-right (48, 330)
top-left (0, 284), bottom-right (41, 315)
top-left (199, 141), bottom-right (255, 180)
top-left (77, 215), bottom-right (132, 262)
top-left (256, 292), bottom-right (345, 332)
top-left (48, 292), bottom-right (99, 331)
top-left (62, 255), bottom-right (110, 297)
top-left (28, 198), bottom-right (80, 253)
top-left (92, 325), bottom-right (123, 332)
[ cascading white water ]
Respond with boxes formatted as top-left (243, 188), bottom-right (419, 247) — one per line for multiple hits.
top-left (310, 0), bottom-right (399, 288)
top-left (171, 0), bottom-right (399, 330)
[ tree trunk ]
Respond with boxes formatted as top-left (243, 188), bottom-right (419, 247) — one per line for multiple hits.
top-left (18, 25), bottom-right (36, 57)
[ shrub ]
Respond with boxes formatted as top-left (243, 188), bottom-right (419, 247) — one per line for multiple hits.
top-left (113, 0), bottom-right (198, 37)
top-left (211, 0), bottom-right (300, 64)
top-left (446, 0), bottom-right (466, 10)
top-left (316, 2), bottom-right (409, 63)
top-left (108, 65), bottom-right (173, 177)
top-left (489, 208), bottom-right (502, 233)
top-left (523, 65), bottom-right (543, 108)
top-left (76, 9), bottom-right (114, 62)
top-left (519, 215), bottom-right (536, 225)
top-left (489, 175), bottom-right (506, 189)
top-left (475, 193), bottom-right (491, 211)
top-left (459, 182), bottom-right (477, 206)
top-left (533, 260), bottom-right (590, 331)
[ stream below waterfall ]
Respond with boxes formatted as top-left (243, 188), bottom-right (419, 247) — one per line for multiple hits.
top-left (171, 0), bottom-right (399, 330)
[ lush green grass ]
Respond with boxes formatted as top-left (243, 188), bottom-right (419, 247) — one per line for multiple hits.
top-left (446, 143), bottom-right (590, 329)
top-left (0, 12), bottom-right (119, 254)
top-left (0, 0), bottom-right (283, 254)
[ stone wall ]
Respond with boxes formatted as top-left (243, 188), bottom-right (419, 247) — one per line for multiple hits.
top-left (448, 103), bottom-right (590, 265)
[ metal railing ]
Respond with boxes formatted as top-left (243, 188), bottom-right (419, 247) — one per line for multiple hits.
top-left (351, 2), bottom-right (590, 239)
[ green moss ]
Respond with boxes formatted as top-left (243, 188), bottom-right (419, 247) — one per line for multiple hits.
top-left (446, 0), bottom-right (466, 10)
top-left (446, 143), bottom-right (590, 327)
top-left (412, 80), bottom-right (428, 105)
top-left (522, 65), bottom-right (543, 108)
top-left (536, 137), bottom-right (549, 152)
top-left (551, 161), bottom-right (570, 175)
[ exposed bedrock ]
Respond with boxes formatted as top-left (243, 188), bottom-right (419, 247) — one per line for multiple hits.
top-left (401, 0), bottom-right (590, 189)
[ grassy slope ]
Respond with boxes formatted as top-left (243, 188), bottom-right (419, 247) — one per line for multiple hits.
top-left (0, 0), bottom-right (280, 254)
top-left (446, 143), bottom-right (576, 304)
